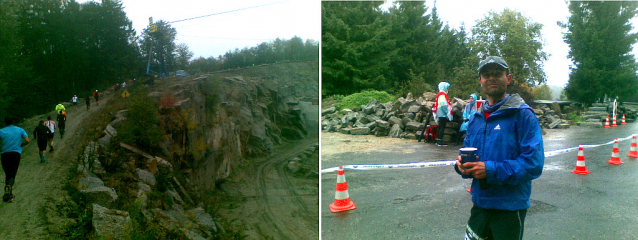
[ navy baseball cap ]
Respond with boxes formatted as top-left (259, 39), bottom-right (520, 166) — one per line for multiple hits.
top-left (478, 56), bottom-right (509, 74)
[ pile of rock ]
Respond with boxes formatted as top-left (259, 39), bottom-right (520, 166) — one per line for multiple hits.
top-left (321, 92), bottom-right (465, 143)
top-left (533, 104), bottom-right (571, 129)
top-left (577, 103), bottom-right (607, 128)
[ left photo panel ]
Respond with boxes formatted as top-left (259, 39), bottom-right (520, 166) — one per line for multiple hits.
top-left (0, 0), bottom-right (320, 239)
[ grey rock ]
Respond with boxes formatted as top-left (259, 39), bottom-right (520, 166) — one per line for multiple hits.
top-left (406, 121), bottom-right (425, 132)
top-left (388, 116), bottom-right (402, 128)
top-left (137, 168), bottom-right (157, 187)
top-left (375, 120), bottom-right (390, 129)
top-left (138, 182), bottom-right (152, 193)
top-left (81, 186), bottom-right (118, 205)
top-left (186, 207), bottom-right (217, 232)
top-left (322, 107), bottom-right (336, 115)
top-left (92, 204), bottom-right (130, 239)
top-left (389, 124), bottom-right (402, 138)
top-left (167, 190), bottom-right (185, 205)
top-left (407, 105), bottom-right (421, 113)
top-left (350, 127), bottom-right (371, 135)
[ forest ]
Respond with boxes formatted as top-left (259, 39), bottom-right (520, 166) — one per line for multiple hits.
top-left (0, 0), bottom-right (318, 122)
top-left (322, 1), bottom-right (638, 105)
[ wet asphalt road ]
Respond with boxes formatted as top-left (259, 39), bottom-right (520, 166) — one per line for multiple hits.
top-left (321, 122), bottom-right (638, 239)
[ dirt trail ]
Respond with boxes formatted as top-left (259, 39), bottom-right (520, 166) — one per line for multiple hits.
top-left (216, 133), bottom-right (319, 240)
top-left (0, 94), bottom-right (111, 239)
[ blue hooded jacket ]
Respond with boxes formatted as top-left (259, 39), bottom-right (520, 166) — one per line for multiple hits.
top-left (455, 93), bottom-right (544, 210)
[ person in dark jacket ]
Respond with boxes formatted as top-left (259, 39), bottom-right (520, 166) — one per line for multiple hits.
top-left (85, 95), bottom-right (91, 111)
top-left (33, 120), bottom-right (51, 163)
top-left (455, 56), bottom-right (544, 240)
top-left (56, 110), bottom-right (66, 139)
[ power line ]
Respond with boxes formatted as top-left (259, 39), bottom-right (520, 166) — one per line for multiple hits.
top-left (169, 1), bottom-right (288, 24)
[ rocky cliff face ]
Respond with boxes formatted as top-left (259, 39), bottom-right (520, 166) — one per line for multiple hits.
top-left (153, 61), bottom-right (319, 197)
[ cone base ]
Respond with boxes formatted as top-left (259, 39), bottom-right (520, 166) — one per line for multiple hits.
top-left (628, 151), bottom-right (638, 158)
top-left (572, 169), bottom-right (591, 175)
top-left (607, 158), bottom-right (624, 165)
top-left (604, 125), bottom-right (611, 128)
top-left (611, 124), bottom-right (618, 127)
top-left (621, 122), bottom-right (627, 125)
top-left (329, 200), bottom-right (356, 213)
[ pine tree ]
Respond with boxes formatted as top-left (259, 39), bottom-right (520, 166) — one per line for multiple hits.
top-left (560, 1), bottom-right (638, 104)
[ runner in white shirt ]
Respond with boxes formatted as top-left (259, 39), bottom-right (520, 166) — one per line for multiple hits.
top-left (72, 95), bottom-right (78, 106)
top-left (45, 116), bottom-right (56, 152)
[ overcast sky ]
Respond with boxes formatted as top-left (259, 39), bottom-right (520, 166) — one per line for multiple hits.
top-left (77, 0), bottom-right (320, 59)
top-left (417, 0), bottom-right (638, 87)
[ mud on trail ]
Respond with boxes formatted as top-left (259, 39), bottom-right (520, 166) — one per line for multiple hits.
top-left (214, 132), bottom-right (319, 240)
top-left (0, 94), bottom-right (111, 239)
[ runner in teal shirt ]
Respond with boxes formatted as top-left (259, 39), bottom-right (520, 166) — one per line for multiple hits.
top-left (0, 117), bottom-right (30, 202)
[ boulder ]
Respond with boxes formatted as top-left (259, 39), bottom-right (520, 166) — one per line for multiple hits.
top-left (350, 127), bottom-right (370, 135)
top-left (137, 168), bottom-right (157, 187)
top-left (92, 204), bottom-right (131, 239)
top-left (185, 207), bottom-right (218, 233)
top-left (78, 176), bottom-right (118, 205)
top-left (405, 121), bottom-right (425, 132)
top-left (322, 107), bottom-right (336, 115)
top-left (389, 124), bottom-right (402, 138)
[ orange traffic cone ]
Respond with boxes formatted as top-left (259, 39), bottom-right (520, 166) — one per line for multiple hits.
top-left (604, 116), bottom-right (611, 128)
top-left (329, 166), bottom-right (356, 213)
top-left (621, 114), bottom-right (627, 125)
top-left (612, 114), bottom-right (618, 127)
top-left (571, 145), bottom-right (590, 175)
top-left (628, 135), bottom-right (638, 158)
top-left (607, 139), bottom-right (624, 165)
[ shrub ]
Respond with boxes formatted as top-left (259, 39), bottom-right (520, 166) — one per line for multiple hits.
top-left (336, 90), bottom-right (395, 110)
top-left (567, 113), bottom-right (585, 123)
top-left (116, 89), bottom-right (163, 155)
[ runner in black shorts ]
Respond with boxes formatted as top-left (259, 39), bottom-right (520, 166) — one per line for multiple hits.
top-left (33, 120), bottom-right (51, 163)
top-left (0, 116), bottom-right (30, 202)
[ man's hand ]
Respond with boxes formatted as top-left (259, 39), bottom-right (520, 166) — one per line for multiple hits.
top-left (463, 161), bottom-right (486, 179)
top-left (457, 155), bottom-right (486, 179)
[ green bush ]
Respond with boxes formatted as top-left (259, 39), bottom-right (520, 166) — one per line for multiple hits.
top-left (336, 90), bottom-right (395, 110)
top-left (567, 113), bottom-right (585, 123)
top-left (116, 89), bottom-right (163, 155)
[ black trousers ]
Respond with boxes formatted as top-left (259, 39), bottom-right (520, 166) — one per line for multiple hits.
top-left (465, 205), bottom-right (528, 240)
top-left (436, 117), bottom-right (448, 143)
top-left (1, 152), bottom-right (21, 186)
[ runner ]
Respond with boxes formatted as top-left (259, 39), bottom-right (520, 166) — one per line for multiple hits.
top-left (0, 116), bottom-right (30, 202)
top-left (55, 103), bottom-right (65, 114)
top-left (85, 94), bottom-right (91, 111)
top-left (33, 120), bottom-right (51, 163)
top-left (72, 95), bottom-right (78, 107)
top-left (122, 81), bottom-right (126, 88)
top-left (44, 116), bottom-right (56, 152)
top-left (56, 110), bottom-right (66, 139)
top-left (93, 90), bottom-right (100, 106)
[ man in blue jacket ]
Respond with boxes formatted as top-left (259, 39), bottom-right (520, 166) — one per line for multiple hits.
top-left (455, 56), bottom-right (544, 240)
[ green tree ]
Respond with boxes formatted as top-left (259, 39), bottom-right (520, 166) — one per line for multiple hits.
top-left (472, 9), bottom-right (548, 102)
top-left (321, 1), bottom-right (392, 96)
top-left (174, 43), bottom-right (193, 70)
top-left (140, 20), bottom-right (177, 75)
top-left (560, 1), bottom-right (638, 105)
top-left (531, 84), bottom-right (553, 100)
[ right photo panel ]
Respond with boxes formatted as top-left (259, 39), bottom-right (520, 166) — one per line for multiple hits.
top-left (321, 1), bottom-right (638, 239)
